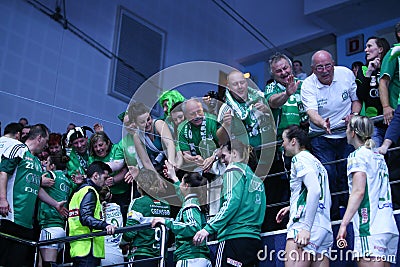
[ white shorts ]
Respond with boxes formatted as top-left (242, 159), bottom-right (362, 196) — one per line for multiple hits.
top-left (39, 227), bottom-right (66, 250)
top-left (287, 225), bottom-right (333, 257)
top-left (353, 234), bottom-right (398, 263)
top-left (176, 258), bottom-right (212, 267)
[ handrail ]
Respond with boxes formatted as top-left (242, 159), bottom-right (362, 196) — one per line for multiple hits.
top-left (0, 223), bottom-right (167, 267)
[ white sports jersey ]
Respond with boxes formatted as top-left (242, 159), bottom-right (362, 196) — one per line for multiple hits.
top-left (287, 150), bottom-right (332, 232)
top-left (301, 66), bottom-right (358, 138)
top-left (347, 146), bottom-right (398, 237)
top-left (0, 136), bottom-right (22, 162)
top-left (102, 202), bottom-right (124, 265)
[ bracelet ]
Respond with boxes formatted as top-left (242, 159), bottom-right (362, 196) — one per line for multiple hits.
top-left (351, 112), bottom-right (359, 116)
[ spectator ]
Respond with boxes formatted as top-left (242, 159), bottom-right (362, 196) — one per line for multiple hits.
top-left (66, 123), bottom-right (76, 133)
top-left (301, 50), bottom-right (361, 220)
top-left (68, 161), bottom-right (116, 267)
top-left (65, 126), bottom-right (93, 180)
top-left (379, 22), bottom-right (400, 126)
top-left (293, 60), bottom-right (307, 80)
top-left (177, 98), bottom-right (220, 173)
top-left (38, 155), bottom-right (75, 267)
top-left (193, 139), bottom-right (266, 267)
top-left (21, 125), bottom-right (31, 143)
top-left (217, 70), bottom-right (274, 177)
top-left (266, 52), bottom-right (308, 139)
top-left (264, 52), bottom-right (308, 231)
top-left (355, 36), bottom-right (390, 146)
top-left (170, 101), bottom-right (185, 138)
top-left (276, 125), bottom-right (332, 266)
top-left (121, 169), bottom-right (171, 267)
top-left (126, 102), bottom-right (176, 175)
top-left (337, 116), bottom-right (398, 265)
top-left (88, 131), bottom-right (130, 222)
top-left (152, 162), bottom-right (211, 267)
top-left (378, 21), bottom-right (400, 209)
top-left (0, 124), bottom-right (68, 267)
top-left (351, 61), bottom-right (364, 77)
top-left (158, 89), bottom-right (186, 134)
top-left (18, 117), bottom-right (29, 127)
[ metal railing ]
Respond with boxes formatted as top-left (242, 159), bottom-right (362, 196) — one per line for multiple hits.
top-left (0, 223), bottom-right (167, 267)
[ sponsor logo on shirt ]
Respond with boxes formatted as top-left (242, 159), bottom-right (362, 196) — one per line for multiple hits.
top-left (361, 208), bottom-right (368, 224)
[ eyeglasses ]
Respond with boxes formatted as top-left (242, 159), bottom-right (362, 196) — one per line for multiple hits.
top-left (315, 63), bottom-right (333, 72)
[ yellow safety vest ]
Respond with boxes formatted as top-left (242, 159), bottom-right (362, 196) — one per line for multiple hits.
top-left (68, 185), bottom-right (105, 258)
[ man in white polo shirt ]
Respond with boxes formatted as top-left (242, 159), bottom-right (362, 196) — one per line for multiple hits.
top-left (301, 50), bottom-right (362, 220)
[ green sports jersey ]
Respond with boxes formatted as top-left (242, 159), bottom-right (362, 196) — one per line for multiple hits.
top-left (177, 113), bottom-right (219, 158)
top-left (204, 162), bottom-right (266, 241)
top-left (264, 79), bottom-right (307, 139)
top-left (0, 143), bottom-right (42, 229)
top-left (165, 192), bottom-right (210, 262)
top-left (122, 195), bottom-right (171, 259)
top-left (66, 147), bottom-right (88, 178)
top-left (380, 47), bottom-right (400, 107)
top-left (89, 143), bottom-right (129, 195)
top-left (37, 170), bottom-right (73, 228)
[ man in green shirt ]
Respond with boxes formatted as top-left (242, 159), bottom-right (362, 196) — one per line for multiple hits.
top-left (0, 124), bottom-right (68, 267)
top-left (178, 98), bottom-right (220, 173)
top-left (264, 53), bottom-right (309, 231)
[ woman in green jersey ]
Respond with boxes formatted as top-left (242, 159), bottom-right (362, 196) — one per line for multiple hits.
top-left (152, 161), bottom-right (211, 267)
top-left (88, 131), bottom-right (130, 222)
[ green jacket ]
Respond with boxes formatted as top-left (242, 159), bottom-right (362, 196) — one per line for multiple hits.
top-left (204, 162), bottom-right (266, 241)
top-left (165, 191), bottom-right (210, 262)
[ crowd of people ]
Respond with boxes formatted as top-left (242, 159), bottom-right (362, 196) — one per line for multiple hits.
top-left (0, 22), bottom-right (399, 267)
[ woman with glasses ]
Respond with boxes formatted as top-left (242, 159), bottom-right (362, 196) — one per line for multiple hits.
top-left (337, 116), bottom-right (398, 266)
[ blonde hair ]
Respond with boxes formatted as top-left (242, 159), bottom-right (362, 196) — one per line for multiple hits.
top-left (348, 116), bottom-right (375, 149)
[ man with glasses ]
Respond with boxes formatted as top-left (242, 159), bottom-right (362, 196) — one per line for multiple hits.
top-left (301, 50), bottom-right (361, 220)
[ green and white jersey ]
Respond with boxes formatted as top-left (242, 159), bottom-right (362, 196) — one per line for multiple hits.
top-left (287, 150), bottom-right (332, 232)
top-left (103, 202), bottom-right (124, 259)
top-left (0, 136), bottom-right (22, 161)
top-left (264, 79), bottom-right (307, 139)
top-left (122, 195), bottom-right (171, 259)
top-left (204, 162), bottom-right (266, 241)
top-left (89, 143), bottom-right (128, 195)
top-left (177, 113), bottom-right (219, 158)
top-left (38, 170), bottom-right (73, 228)
top-left (0, 143), bottom-right (42, 229)
top-left (380, 47), bottom-right (400, 107)
top-left (347, 146), bottom-right (398, 237)
top-left (165, 194), bottom-right (210, 262)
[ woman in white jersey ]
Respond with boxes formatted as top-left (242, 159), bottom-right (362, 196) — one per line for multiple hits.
top-left (337, 116), bottom-right (398, 265)
top-left (276, 125), bottom-right (333, 266)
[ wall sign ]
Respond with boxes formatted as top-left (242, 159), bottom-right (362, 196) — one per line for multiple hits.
top-left (346, 34), bottom-right (364, 56)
